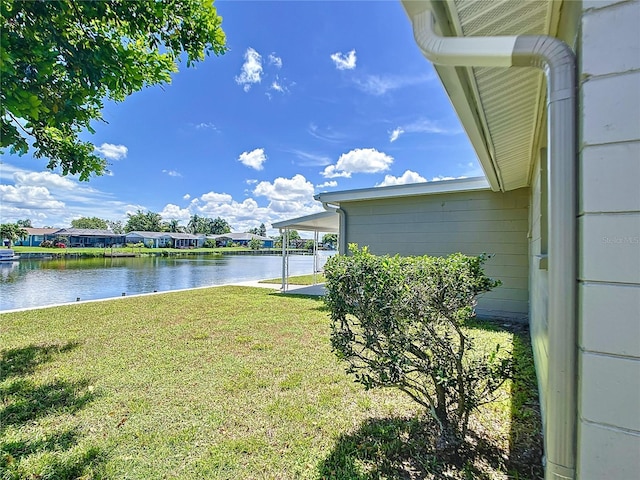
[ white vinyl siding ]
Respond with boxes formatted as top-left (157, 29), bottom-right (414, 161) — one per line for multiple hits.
top-left (577, 1), bottom-right (640, 477)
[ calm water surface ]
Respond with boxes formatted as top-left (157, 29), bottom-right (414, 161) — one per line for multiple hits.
top-left (0, 253), bottom-right (330, 312)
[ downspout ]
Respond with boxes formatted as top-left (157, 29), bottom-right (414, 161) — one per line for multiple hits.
top-left (409, 10), bottom-right (576, 480)
top-left (322, 202), bottom-right (347, 255)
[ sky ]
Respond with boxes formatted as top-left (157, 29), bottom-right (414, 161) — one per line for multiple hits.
top-left (0, 0), bottom-right (483, 236)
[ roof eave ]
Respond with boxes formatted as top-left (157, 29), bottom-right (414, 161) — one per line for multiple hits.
top-left (315, 176), bottom-right (490, 205)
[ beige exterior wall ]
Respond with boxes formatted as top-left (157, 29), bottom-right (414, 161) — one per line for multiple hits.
top-left (340, 188), bottom-right (530, 321)
top-left (576, 1), bottom-right (640, 478)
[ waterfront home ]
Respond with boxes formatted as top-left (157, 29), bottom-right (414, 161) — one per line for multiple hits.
top-left (125, 231), bottom-right (206, 249)
top-left (210, 232), bottom-right (274, 248)
top-left (14, 227), bottom-right (60, 247)
top-left (51, 228), bottom-right (126, 248)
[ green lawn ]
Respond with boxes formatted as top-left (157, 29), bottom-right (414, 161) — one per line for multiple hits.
top-left (0, 287), bottom-right (542, 479)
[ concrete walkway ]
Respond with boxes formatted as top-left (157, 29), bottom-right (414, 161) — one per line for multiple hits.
top-left (230, 280), bottom-right (326, 297)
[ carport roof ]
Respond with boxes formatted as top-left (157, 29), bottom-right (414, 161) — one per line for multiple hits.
top-left (271, 209), bottom-right (339, 233)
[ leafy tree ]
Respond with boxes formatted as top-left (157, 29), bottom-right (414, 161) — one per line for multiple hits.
top-left (125, 210), bottom-right (163, 232)
top-left (324, 246), bottom-right (510, 447)
top-left (163, 219), bottom-right (184, 233)
top-left (107, 220), bottom-right (124, 234)
top-left (322, 233), bottom-right (338, 249)
top-left (1, 0), bottom-right (226, 180)
top-left (0, 223), bottom-right (28, 246)
top-left (71, 216), bottom-right (108, 230)
top-left (249, 223), bottom-right (267, 237)
top-left (187, 214), bottom-right (204, 234)
top-left (273, 229), bottom-right (300, 249)
top-left (209, 216), bottom-right (231, 235)
top-left (304, 239), bottom-right (315, 250)
top-left (248, 237), bottom-right (262, 250)
top-left (16, 219), bottom-right (32, 227)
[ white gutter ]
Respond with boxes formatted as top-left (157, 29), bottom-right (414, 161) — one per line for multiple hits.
top-left (409, 10), bottom-right (577, 480)
top-left (321, 202), bottom-right (347, 254)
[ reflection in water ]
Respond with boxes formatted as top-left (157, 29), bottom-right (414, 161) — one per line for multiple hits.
top-left (0, 253), bottom-right (331, 312)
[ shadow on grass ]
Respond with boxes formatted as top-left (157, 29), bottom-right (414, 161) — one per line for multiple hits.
top-left (0, 342), bottom-right (80, 382)
top-left (316, 415), bottom-right (511, 479)
top-left (0, 343), bottom-right (106, 479)
top-left (318, 320), bottom-right (544, 480)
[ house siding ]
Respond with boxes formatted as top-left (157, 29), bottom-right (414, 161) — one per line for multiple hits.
top-left (577, 1), bottom-right (640, 478)
top-left (341, 188), bottom-right (530, 321)
top-left (528, 148), bottom-right (550, 426)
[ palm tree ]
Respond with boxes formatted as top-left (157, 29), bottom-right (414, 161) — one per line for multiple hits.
top-left (0, 223), bottom-right (28, 247)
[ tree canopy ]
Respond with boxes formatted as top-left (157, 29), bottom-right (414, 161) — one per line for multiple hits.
top-left (1, 0), bottom-right (226, 180)
top-left (187, 214), bottom-right (231, 235)
top-left (0, 223), bottom-right (28, 246)
top-left (71, 216), bottom-right (108, 230)
top-left (125, 210), bottom-right (163, 232)
top-left (248, 223), bottom-right (267, 237)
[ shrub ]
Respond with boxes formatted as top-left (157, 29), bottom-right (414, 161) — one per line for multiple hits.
top-left (248, 237), bottom-right (262, 250)
top-left (40, 240), bottom-right (54, 248)
top-left (323, 245), bottom-right (511, 446)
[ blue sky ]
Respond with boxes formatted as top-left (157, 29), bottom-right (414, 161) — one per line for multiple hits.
top-left (0, 0), bottom-right (482, 236)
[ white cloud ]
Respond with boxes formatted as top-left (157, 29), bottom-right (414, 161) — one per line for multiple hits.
top-left (95, 143), bottom-right (128, 160)
top-left (268, 53), bottom-right (282, 68)
top-left (245, 179), bottom-right (258, 185)
top-left (183, 194), bottom-right (191, 200)
top-left (307, 123), bottom-right (345, 143)
top-left (194, 122), bottom-right (217, 131)
top-left (289, 149), bottom-right (332, 166)
top-left (353, 73), bottom-right (433, 95)
top-left (431, 175), bottom-right (467, 182)
top-left (388, 119), bottom-right (462, 143)
top-left (389, 127), bottom-right (404, 142)
top-left (271, 80), bottom-right (285, 93)
top-left (0, 162), bottom-right (138, 227)
top-left (201, 191), bottom-right (234, 204)
top-left (237, 148), bottom-right (267, 171)
top-left (13, 170), bottom-right (78, 190)
top-left (377, 170), bottom-right (427, 187)
top-left (235, 48), bottom-right (263, 92)
top-left (159, 204), bottom-right (191, 223)
top-left (321, 148), bottom-right (394, 178)
top-left (331, 49), bottom-right (357, 70)
top-left (253, 174), bottom-right (315, 203)
top-left (316, 180), bottom-right (338, 188)
top-left (162, 169), bottom-right (182, 177)
top-left (0, 184), bottom-right (65, 209)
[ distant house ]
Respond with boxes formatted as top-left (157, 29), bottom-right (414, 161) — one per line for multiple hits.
top-left (54, 228), bottom-right (126, 248)
top-left (15, 228), bottom-right (60, 247)
top-left (211, 233), bottom-right (274, 248)
top-left (125, 231), bottom-right (205, 249)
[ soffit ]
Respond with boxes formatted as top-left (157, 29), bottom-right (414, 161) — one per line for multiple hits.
top-left (271, 210), bottom-right (339, 233)
top-left (431, 0), bottom-right (558, 191)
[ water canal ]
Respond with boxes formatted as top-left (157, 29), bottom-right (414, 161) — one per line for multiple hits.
top-left (0, 253), bottom-right (331, 312)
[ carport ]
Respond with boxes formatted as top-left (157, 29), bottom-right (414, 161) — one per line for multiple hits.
top-left (271, 209), bottom-right (339, 292)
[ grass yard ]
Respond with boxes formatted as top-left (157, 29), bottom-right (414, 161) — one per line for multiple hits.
top-left (0, 287), bottom-right (542, 479)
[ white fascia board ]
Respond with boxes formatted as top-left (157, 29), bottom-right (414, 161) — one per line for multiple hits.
top-left (272, 209), bottom-right (339, 233)
top-left (314, 176), bottom-right (490, 205)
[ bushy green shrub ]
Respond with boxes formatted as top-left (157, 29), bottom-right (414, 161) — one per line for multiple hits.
top-left (324, 245), bottom-right (511, 446)
top-left (249, 237), bottom-right (262, 250)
